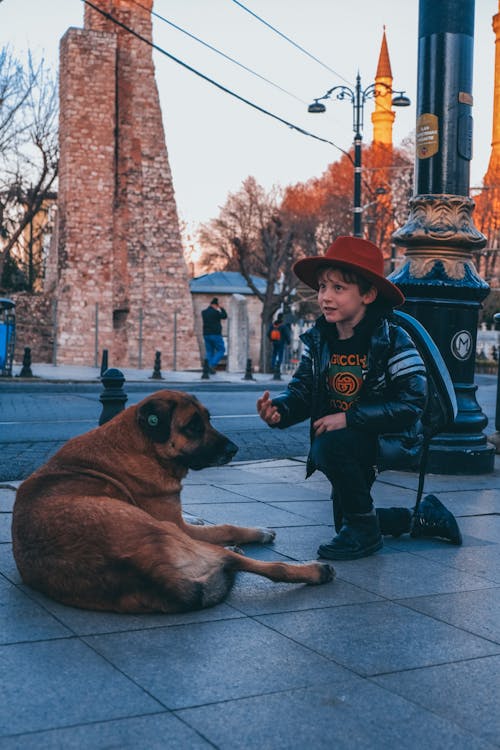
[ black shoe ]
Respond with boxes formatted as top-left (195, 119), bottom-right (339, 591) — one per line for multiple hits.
top-left (318, 514), bottom-right (383, 560)
top-left (376, 507), bottom-right (412, 538)
top-left (410, 494), bottom-right (462, 545)
top-left (209, 367), bottom-right (217, 374)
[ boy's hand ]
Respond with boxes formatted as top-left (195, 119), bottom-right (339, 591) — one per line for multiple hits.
top-left (313, 413), bottom-right (346, 435)
top-left (257, 390), bottom-right (281, 425)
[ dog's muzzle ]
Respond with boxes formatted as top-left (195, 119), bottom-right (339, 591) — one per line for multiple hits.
top-left (182, 436), bottom-right (239, 470)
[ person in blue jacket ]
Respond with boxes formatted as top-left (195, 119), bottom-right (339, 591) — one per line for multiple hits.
top-left (257, 236), bottom-right (461, 560)
top-left (268, 313), bottom-right (291, 370)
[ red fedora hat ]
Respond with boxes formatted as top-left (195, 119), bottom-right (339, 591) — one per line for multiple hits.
top-left (293, 236), bottom-right (405, 306)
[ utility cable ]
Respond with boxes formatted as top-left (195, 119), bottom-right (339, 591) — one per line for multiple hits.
top-left (231, 0), bottom-right (353, 85)
top-left (128, 0), bottom-right (308, 104)
top-left (231, 1), bottom-right (409, 120)
top-left (80, 0), bottom-right (353, 161)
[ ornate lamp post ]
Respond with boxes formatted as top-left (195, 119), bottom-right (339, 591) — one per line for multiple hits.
top-left (390, 0), bottom-right (494, 474)
top-left (307, 74), bottom-right (410, 237)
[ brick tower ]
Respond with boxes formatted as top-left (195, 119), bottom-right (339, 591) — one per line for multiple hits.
top-left (55, 0), bottom-right (199, 369)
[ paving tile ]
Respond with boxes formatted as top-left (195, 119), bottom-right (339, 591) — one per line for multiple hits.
top-left (269, 524), bottom-right (333, 560)
top-left (256, 602), bottom-right (500, 676)
top-left (404, 542), bottom-right (500, 584)
top-left (265, 500), bottom-right (333, 524)
top-left (371, 484), bottom-right (419, 508)
top-left (0, 487), bottom-right (16, 512)
top-left (180, 484), bottom-right (258, 503)
top-left (0, 713), bottom-right (213, 749)
top-left (377, 470), bottom-right (500, 493)
top-left (21, 590), bottom-right (243, 636)
top-left (226, 571), bottom-right (380, 616)
top-left (84, 618), bottom-right (346, 709)
top-left (0, 584), bottom-right (73, 643)
top-left (0, 639), bottom-right (162, 736)
top-left (456, 515), bottom-right (500, 543)
top-left (0, 513), bottom-right (12, 542)
top-left (183, 466), bottom-right (286, 485)
top-left (433, 488), bottom-right (500, 516)
top-left (398, 587), bottom-right (500, 642)
top-left (0, 543), bottom-right (20, 583)
top-left (218, 482), bottom-right (328, 502)
top-left (235, 465), bottom-right (311, 483)
top-left (271, 525), bottom-right (403, 562)
top-left (330, 548), bottom-right (496, 598)
top-left (177, 679), bottom-right (492, 750)
top-left (372, 654), bottom-right (500, 747)
top-left (183, 501), bottom-right (320, 528)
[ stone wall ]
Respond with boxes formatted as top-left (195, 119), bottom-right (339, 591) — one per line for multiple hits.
top-left (10, 291), bottom-right (55, 364)
top-left (53, 0), bottom-right (199, 368)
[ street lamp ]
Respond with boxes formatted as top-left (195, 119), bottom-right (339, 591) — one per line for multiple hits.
top-left (308, 73), bottom-right (410, 237)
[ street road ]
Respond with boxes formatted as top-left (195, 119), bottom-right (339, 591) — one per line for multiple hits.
top-left (0, 375), bottom-right (497, 482)
top-left (0, 381), bottom-right (310, 481)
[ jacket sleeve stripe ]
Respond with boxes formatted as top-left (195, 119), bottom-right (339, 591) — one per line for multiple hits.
top-left (388, 350), bottom-right (426, 379)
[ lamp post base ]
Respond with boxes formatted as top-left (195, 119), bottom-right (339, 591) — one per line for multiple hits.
top-left (391, 194), bottom-right (494, 475)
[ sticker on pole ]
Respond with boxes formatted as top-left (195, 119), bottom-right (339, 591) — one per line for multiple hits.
top-left (451, 330), bottom-right (473, 360)
top-left (416, 114), bottom-right (439, 159)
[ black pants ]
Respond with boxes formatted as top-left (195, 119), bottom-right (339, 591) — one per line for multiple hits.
top-left (310, 427), bottom-right (377, 516)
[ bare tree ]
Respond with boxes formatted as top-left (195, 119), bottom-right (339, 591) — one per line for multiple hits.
top-left (0, 48), bottom-right (58, 291)
top-left (198, 177), bottom-right (300, 371)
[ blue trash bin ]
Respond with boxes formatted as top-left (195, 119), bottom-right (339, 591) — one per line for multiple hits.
top-left (0, 298), bottom-right (16, 377)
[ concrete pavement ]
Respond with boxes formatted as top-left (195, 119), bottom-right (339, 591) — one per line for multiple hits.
top-left (0, 365), bottom-right (499, 748)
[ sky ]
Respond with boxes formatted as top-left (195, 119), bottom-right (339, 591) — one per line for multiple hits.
top-left (2, 0), bottom-right (499, 242)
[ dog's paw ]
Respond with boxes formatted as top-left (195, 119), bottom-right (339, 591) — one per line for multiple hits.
top-left (183, 513), bottom-right (205, 526)
top-left (306, 562), bottom-right (336, 585)
top-left (257, 528), bottom-right (276, 544)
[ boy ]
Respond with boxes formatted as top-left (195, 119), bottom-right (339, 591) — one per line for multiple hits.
top-left (257, 236), bottom-right (461, 560)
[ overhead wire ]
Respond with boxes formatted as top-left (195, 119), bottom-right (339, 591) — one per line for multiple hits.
top-left (231, 0), bottom-right (353, 86)
top-left (230, 0), bottom-right (409, 120)
top-left (128, 0), bottom-right (308, 104)
top-left (80, 0), bottom-right (354, 162)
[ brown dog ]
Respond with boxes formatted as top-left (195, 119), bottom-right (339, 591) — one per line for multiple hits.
top-left (12, 390), bottom-right (334, 613)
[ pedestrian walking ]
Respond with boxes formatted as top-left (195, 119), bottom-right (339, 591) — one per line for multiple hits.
top-left (267, 313), bottom-right (291, 370)
top-left (202, 297), bottom-right (227, 374)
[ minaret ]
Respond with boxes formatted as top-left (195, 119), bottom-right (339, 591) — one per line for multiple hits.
top-left (55, 0), bottom-right (199, 368)
top-left (371, 27), bottom-right (395, 145)
top-left (484, 1), bottom-right (500, 181)
top-left (473, 0), bottom-right (500, 284)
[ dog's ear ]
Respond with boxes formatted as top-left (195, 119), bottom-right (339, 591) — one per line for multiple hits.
top-left (137, 398), bottom-right (175, 443)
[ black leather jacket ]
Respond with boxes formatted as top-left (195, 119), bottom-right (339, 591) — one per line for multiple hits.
top-left (272, 313), bottom-right (427, 476)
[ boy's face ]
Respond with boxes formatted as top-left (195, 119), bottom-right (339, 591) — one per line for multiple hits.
top-left (317, 267), bottom-right (377, 328)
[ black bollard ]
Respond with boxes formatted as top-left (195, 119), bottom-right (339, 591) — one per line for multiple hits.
top-left (99, 368), bottom-right (128, 425)
top-left (150, 350), bottom-right (164, 380)
top-left (242, 358), bottom-right (255, 381)
top-left (272, 363), bottom-right (282, 381)
top-left (18, 347), bottom-right (33, 378)
top-left (100, 349), bottom-right (109, 378)
top-left (201, 358), bottom-right (210, 379)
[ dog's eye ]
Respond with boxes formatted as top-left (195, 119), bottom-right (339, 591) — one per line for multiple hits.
top-left (148, 415), bottom-right (159, 427)
top-left (182, 413), bottom-right (205, 438)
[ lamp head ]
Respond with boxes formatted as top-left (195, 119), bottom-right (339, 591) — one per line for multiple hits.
top-left (392, 93), bottom-right (411, 107)
top-left (307, 100), bottom-right (327, 114)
